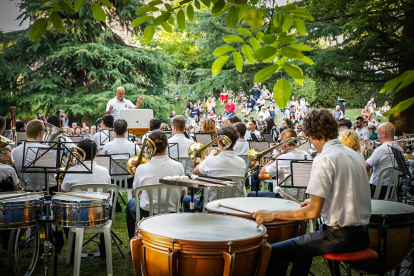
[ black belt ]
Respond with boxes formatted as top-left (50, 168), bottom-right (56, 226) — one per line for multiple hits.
top-left (323, 224), bottom-right (368, 231)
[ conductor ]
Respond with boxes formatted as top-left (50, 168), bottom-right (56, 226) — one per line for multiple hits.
top-left (106, 87), bottom-right (145, 121)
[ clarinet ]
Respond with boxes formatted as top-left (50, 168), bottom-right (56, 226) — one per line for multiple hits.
top-left (10, 106), bottom-right (16, 144)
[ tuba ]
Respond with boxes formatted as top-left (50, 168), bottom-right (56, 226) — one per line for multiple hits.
top-left (126, 138), bottom-right (156, 176)
top-left (0, 135), bottom-right (28, 190)
top-left (188, 135), bottom-right (232, 164)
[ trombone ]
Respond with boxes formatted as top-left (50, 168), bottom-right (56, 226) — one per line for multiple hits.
top-left (188, 135), bottom-right (232, 164)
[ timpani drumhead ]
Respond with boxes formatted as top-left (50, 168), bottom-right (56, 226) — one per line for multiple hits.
top-left (138, 213), bottom-right (266, 241)
top-left (0, 192), bottom-right (43, 203)
top-left (370, 200), bottom-right (414, 226)
top-left (52, 192), bottom-right (109, 203)
top-left (205, 198), bottom-right (300, 215)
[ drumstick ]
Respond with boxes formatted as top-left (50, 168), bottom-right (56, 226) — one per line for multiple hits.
top-left (273, 186), bottom-right (301, 204)
top-left (214, 202), bottom-right (253, 215)
top-left (0, 191), bottom-right (46, 201)
top-left (53, 192), bottom-right (97, 200)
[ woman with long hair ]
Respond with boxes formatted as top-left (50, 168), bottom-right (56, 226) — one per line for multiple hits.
top-left (202, 119), bottom-right (217, 139)
top-left (263, 117), bottom-right (277, 141)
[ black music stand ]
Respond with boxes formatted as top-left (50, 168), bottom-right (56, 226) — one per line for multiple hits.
top-left (107, 153), bottom-right (131, 206)
top-left (168, 143), bottom-right (179, 162)
top-left (388, 145), bottom-right (413, 203)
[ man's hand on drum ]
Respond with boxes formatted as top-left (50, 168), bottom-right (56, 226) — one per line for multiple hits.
top-left (253, 210), bottom-right (275, 228)
top-left (300, 199), bottom-right (310, 208)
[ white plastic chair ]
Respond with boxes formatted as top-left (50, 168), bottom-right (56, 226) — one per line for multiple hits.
top-left (66, 184), bottom-right (119, 276)
top-left (180, 157), bottom-right (194, 175)
top-left (238, 155), bottom-right (251, 197)
top-left (202, 176), bottom-right (245, 212)
top-left (111, 159), bottom-right (133, 201)
top-left (372, 166), bottom-right (400, 200)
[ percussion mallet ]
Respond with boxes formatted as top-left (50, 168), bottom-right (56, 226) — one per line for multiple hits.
top-left (53, 192), bottom-right (97, 200)
top-left (273, 186), bottom-right (301, 204)
top-left (214, 202), bottom-right (253, 215)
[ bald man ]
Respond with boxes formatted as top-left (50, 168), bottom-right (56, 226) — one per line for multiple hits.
top-left (221, 117), bottom-right (230, 127)
top-left (365, 122), bottom-right (403, 199)
top-left (106, 87), bottom-right (144, 121)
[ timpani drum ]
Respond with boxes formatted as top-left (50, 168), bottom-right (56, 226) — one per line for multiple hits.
top-left (131, 213), bottom-right (271, 276)
top-left (350, 200), bottom-right (414, 274)
top-left (52, 192), bottom-right (110, 227)
top-left (0, 192), bottom-right (42, 230)
top-left (204, 198), bottom-right (307, 244)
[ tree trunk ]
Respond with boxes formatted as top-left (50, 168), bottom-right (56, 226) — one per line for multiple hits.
top-left (390, 10), bottom-right (414, 135)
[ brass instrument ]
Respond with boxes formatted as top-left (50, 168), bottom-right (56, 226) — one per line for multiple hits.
top-left (55, 147), bottom-right (86, 185)
top-left (360, 140), bottom-right (380, 148)
top-left (188, 135), bottom-right (232, 164)
top-left (126, 138), bottom-right (156, 176)
top-left (402, 133), bottom-right (414, 146)
top-left (0, 135), bottom-right (28, 190)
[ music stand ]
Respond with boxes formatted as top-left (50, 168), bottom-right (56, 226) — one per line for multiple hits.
top-left (168, 143), bottom-right (179, 162)
top-left (248, 141), bottom-right (270, 196)
top-left (194, 133), bottom-right (213, 144)
top-left (67, 135), bottom-right (83, 143)
top-left (388, 145), bottom-right (412, 203)
top-left (262, 133), bottom-right (274, 143)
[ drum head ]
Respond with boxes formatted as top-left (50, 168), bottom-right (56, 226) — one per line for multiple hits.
top-left (370, 200), bottom-right (414, 225)
top-left (0, 192), bottom-right (42, 204)
top-left (52, 192), bottom-right (109, 203)
top-left (139, 213), bottom-right (266, 241)
top-left (205, 198), bottom-right (300, 215)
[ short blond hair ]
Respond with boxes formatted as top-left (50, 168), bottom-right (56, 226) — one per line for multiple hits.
top-left (26, 120), bottom-right (45, 139)
top-left (338, 130), bottom-right (361, 152)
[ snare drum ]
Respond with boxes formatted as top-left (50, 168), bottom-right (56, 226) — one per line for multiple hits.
top-left (52, 192), bottom-right (110, 227)
top-left (0, 192), bottom-right (42, 230)
top-left (131, 213), bottom-right (271, 276)
top-left (204, 197), bottom-right (307, 244)
top-left (351, 200), bottom-right (414, 274)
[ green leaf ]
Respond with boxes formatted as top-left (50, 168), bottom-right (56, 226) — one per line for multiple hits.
top-left (211, 0), bottom-right (225, 13)
top-left (275, 57), bottom-right (287, 65)
top-left (235, 0), bottom-right (247, 3)
top-left (242, 44), bottom-right (254, 64)
top-left (293, 18), bottom-right (306, 35)
top-left (168, 15), bottom-right (174, 25)
top-left (294, 14), bottom-right (314, 22)
top-left (383, 97), bottom-right (414, 116)
top-left (289, 7), bottom-right (310, 15)
top-left (223, 35), bottom-right (244, 43)
top-left (263, 50), bottom-right (280, 62)
top-left (97, 0), bottom-right (113, 8)
top-left (144, 25), bottom-right (155, 43)
top-left (282, 15), bottom-right (292, 32)
top-left (136, 6), bottom-right (159, 15)
top-left (165, 3), bottom-right (173, 10)
top-left (123, 0), bottom-right (129, 3)
top-left (74, 0), bottom-right (87, 11)
top-left (233, 52), bottom-right (243, 72)
top-left (50, 11), bottom-right (63, 30)
top-left (396, 70), bottom-right (414, 92)
top-left (212, 4), bottom-right (229, 17)
top-left (298, 56), bottom-right (314, 65)
top-left (212, 56), bottom-right (230, 77)
top-left (91, 3), bottom-right (106, 21)
top-left (226, 6), bottom-right (239, 29)
top-left (262, 34), bottom-right (276, 44)
top-left (153, 12), bottom-right (171, 26)
top-left (161, 22), bottom-right (173, 32)
top-left (289, 44), bottom-right (311, 51)
top-left (59, 0), bottom-right (74, 14)
top-left (254, 64), bottom-right (280, 82)
top-left (213, 46), bottom-right (236, 56)
top-left (283, 64), bottom-right (305, 79)
top-left (237, 28), bottom-right (251, 36)
top-left (249, 37), bottom-right (261, 50)
top-left (243, 7), bottom-right (264, 27)
top-left (281, 46), bottom-right (304, 59)
top-left (250, 0), bottom-right (258, 4)
top-left (177, 10), bottom-right (186, 30)
top-left (256, 31), bottom-right (264, 42)
top-left (131, 15), bottom-right (154, 27)
top-left (187, 4), bottom-right (194, 21)
top-left (282, 4), bottom-right (297, 11)
top-left (194, 0), bottom-right (201, 9)
top-left (253, 46), bottom-right (277, 60)
top-left (29, 18), bottom-right (48, 42)
top-left (200, 0), bottom-right (211, 7)
top-left (179, 0), bottom-right (192, 4)
top-left (294, 78), bottom-right (304, 86)
top-left (273, 79), bottom-right (291, 108)
top-left (148, 0), bottom-right (163, 6)
top-left (380, 71), bottom-right (414, 93)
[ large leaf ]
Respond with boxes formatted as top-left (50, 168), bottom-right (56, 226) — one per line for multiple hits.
top-left (211, 0), bottom-right (225, 14)
top-left (194, 0), bottom-right (201, 10)
top-left (278, 34), bottom-right (297, 44)
top-left (223, 35), bottom-right (244, 43)
top-left (144, 25), bottom-right (155, 43)
top-left (91, 3), bottom-right (106, 22)
top-left (253, 46), bottom-right (277, 60)
top-left (235, 0), bottom-right (247, 3)
top-left (59, 0), bottom-right (74, 13)
top-left (249, 37), bottom-right (261, 50)
top-left (30, 18), bottom-right (48, 42)
top-left (281, 46), bottom-right (304, 59)
top-left (165, 3), bottom-right (173, 10)
top-left (97, 0), bottom-right (113, 8)
top-left (293, 18), bottom-right (306, 35)
top-left (282, 4), bottom-right (297, 11)
top-left (298, 56), bottom-right (314, 65)
top-left (50, 12), bottom-right (63, 30)
top-left (283, 64), bottom-right (305, 79)
top-left (200, 0), bottom-right (211, 7)
top-left (383, 97), bottom-right (414, 117)
top-left (294, 14), bottom-right (315, 22)
top-left (213, 46), bottom-right (236, 56)
top-left (243, 7), bottom-right (264, 27)
top-left (289, 7), bottom-right (311, 15)
top-left (74, 0), bottom-right (87, 11)
top-left (131, 16), bottom-right (154, 27)
top-left (242, 44), bottom-right (254, 64)
top-left (273, 79), bottom-right (291, 108)
top-left (187, 4), bottom-right (194, 21)
top-left (262, 34), bottom-right (276, 44)
top-left (212, 4), bottom-right (229, 17)
top-left (237, 28), bottom-right (251, 36)
top-left (148, 0), bottom-right (163, 6)
top-left (153, 12), bottom-right (171, 26)
top-left (380, 71), bottom-right (414, 93)
top-left (177, 10), bottom-right (186, 30)
top-left (282, 15), bottom-right (292, 32)
top-left (397, 70), bottom-right (414, 92)
top-left (226, 6), bottom-right (239, 29)
top-left (168, 15), bottom-right (174, 25)
top-left (161, 22), bottom-right (173, 33)
top-left (289, 44), bottom-right (310, 51)
top-left (254, 64), bottom-right (280, 82)
top-left (233, 52), bottom-right (243, 72)
top-left (212, 56), bottom-right (230, 77)
top-left (136, 6), bottom-right (159, 15)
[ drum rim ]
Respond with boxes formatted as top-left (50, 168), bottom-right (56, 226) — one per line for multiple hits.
top-left (370, 200), bottom-right (414, 225)
top-left (138, 213), bottom-right (266, 242)
top-left (0, 191), bottom-right (43, 203)
top-left (51, 192), bottom-right (109, 203)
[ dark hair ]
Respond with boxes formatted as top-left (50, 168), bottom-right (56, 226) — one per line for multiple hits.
top-left (47, 115), bottom-right (61, 128)
top-left (102, 114), bottom-right (114, 128)
top-left (338, 119), bottom-right (352, 129)
top-left (172, 115), bottom-right (186, 132)
top-left (279, 126), bottom-right (288, 134)
top-left (148, 130), bottom-right (168, 153)
top-left (283, 118), bottom-right (293, 129)
top-left (234, 122), bottom-right (247, 138)
top-left (114, 119), bottom-right (128, 135)
top-left (355, 116), bottom-right (364, 122)
top-left (217, 126), bottom-right (239, 149)
top-left (300, 95), bottom-right (305, 98)
top-left (0, 117), bottom-right (5, 130)
top-left (250, 120), bottom-right (257, 126)
top-left (264, 118), bottom-right (275, 132)
top-left (16, 121), bottom-right (25, 131)
top-left (243, 119), bottom-right (248, 123)
top-left (149, 118), bottom-right (161, 131)
top-left (229, 116), bottom-right (241, 124)
top-left (302, 109), bottom-right (338, 141)
top-left (78, 138), bottom-right (97, 160)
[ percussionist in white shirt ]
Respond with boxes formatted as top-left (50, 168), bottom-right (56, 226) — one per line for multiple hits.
top-left (254, 109), bottom-right (371, 276)
top-left (168, 115), bottom-right (194, 174)
top-left (106, 87), bottom-right (144, 121)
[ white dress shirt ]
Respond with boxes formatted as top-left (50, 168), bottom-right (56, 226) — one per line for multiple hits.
top-left (61, 161), bottom-right (111, 192)
top-left (0, 163), bottom-right (19, 187)
top-left (233, 139), bottom-right (250, 156)
top-left (168, 134), bottom-right (194, 174)
top-left (198, 151), bottom-right (246, 201)
top-left (12, 141), bottom-right (57, 191)
top-left (258, 110), bottom-right (271, 120)
top-left (306, 139), bottom-right (371, 226)
top-left (366, 141), bottom-right (403, 186)
top-left (106, 97), bottom-right (135, 121)
top-left (245, 129), bottom-right (260, 140)
top-left (133, 155), bottom-right (184, 213)
top-left (355, 127), bottom-right (370, 140)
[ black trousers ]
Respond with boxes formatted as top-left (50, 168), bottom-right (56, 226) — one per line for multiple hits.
top-left (266, 225), bottom-right (370, 276)
top-left (370, 184), bottom-right (388, 199)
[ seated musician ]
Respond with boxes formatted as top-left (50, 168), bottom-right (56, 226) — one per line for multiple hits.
top-left (141, 118), bottom-right (161, 141)
top-left (0, 117), bottom-right (11, 159)
top-left (12, 120), bottom-right (58, 193)
top-left (365, 122), bottom-right (403, 199)
top-left (338, 129), bottom-right (364, 157)
top-left (254, 109), bottom-right (371, 276)
top-left (60, 139), bottom-right (110, 192)
top-left (168, 115), bottom-right (194, 174)
top-left (0, 163), bottom-right (20, 191)
top-left (233, 122), bottom-right (250, 156)
top-left (182, 126), bottom-right (246, 212)
top-left (94, 114), bottom-right (114, 152)
top-left (125, 130), bottom-right (184, 240)
top-left (338, 118), bottom-right (352, 131)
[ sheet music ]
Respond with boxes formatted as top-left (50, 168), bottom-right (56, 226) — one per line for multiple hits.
top-left (248, 141), bottom-right (271, 157)
top-left (194, 133), bottom-right (213, 145)
top-left (94, 156), bottom-right (111, 171)
top-left (34, 149), bottom-right (58, 168)
top-left (292, 162), bottom-right (312, 187)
